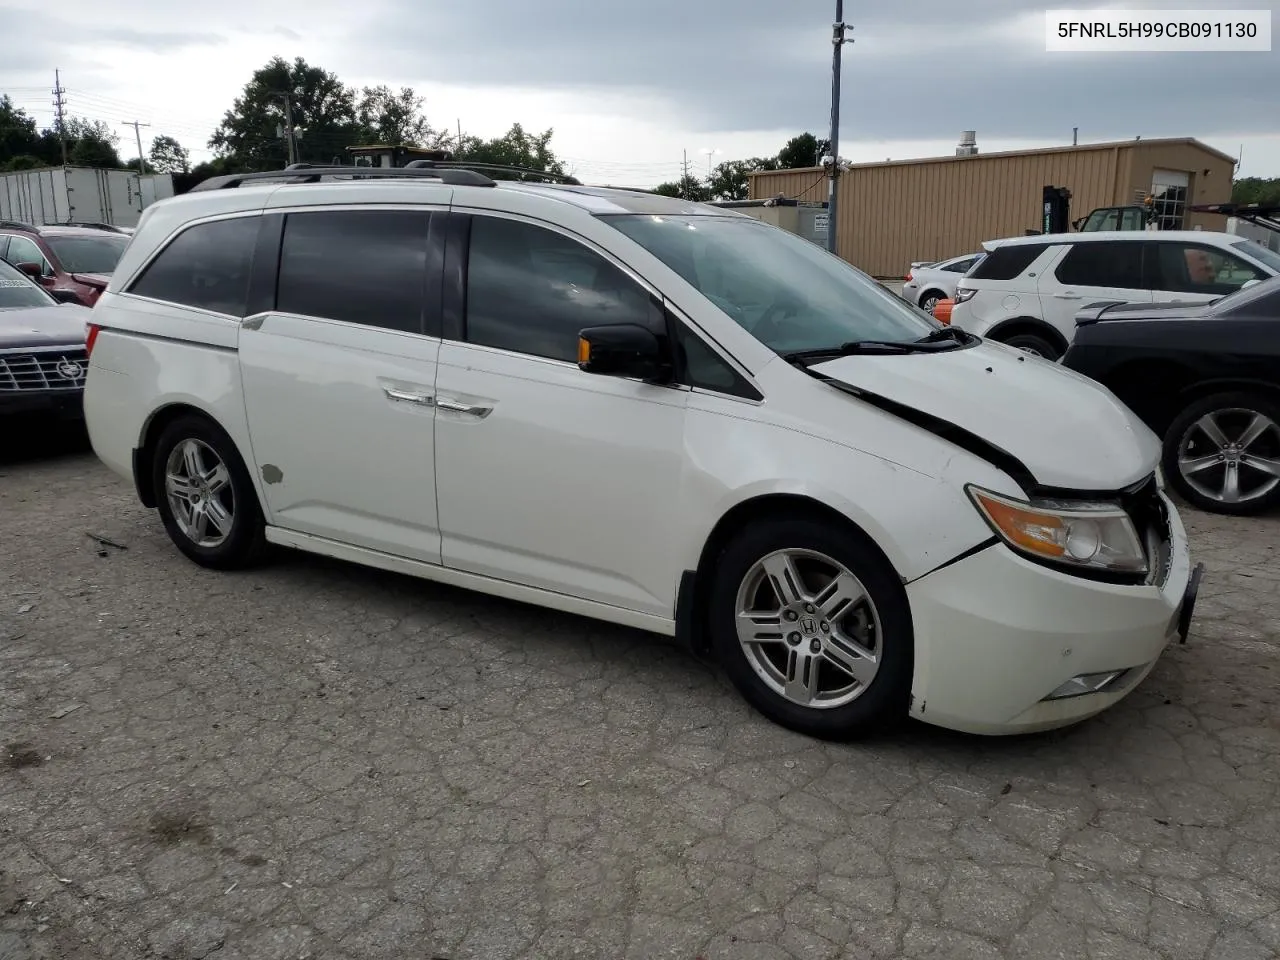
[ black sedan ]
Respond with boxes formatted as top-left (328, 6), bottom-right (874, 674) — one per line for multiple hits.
top-left (0, 257), bottom-right (92, 420)
top-left (1061, 276), bottom-right (1280, 516)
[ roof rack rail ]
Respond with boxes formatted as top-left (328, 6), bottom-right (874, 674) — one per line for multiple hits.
top-left (189, 164), bottom-right (496, 192)
top-left (51, 220), bottom-right (130, 233)
top-left (0, 219), bottom-right (40, 233)
top-left (402, 159), bottom-right (581, 185)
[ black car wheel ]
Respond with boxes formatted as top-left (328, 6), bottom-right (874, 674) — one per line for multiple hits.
top-left (1003, 333), bottom-right (1060, 361)
top-left (708, 514), bottom-right (913, 740)
top-left (152, 414), bottom-right (270, 568)
top-left (1163, 392), bottom-right (1280, 516)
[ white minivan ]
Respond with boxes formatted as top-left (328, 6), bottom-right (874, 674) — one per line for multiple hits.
top-left (82, 166), bottom-right (1200, 738)
top-left (949, 230), bottom-right (1280, 360)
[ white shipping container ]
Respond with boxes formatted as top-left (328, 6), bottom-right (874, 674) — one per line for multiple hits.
top-left (0, 166), bottom-right (174, 228)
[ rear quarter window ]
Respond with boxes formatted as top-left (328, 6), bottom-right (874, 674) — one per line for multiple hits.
top-left (967, 243), bottom-right (1050, 281)
top-left (127, 216), bottom-right (259, 317)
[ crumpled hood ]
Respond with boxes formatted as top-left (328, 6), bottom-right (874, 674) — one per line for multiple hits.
top-left (0, 304), bottom-right (91, 349)
top-left (811, 339), bottom-right (1161, 491)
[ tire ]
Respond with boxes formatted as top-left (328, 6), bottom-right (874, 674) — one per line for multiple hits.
top-left (918, 290), bottom-right (945, 314)
top-left (151, 414), bottom-right (269, 569)
top-left (1161, 391), bottom-right (1280, 516)
top-left (1002, 332), bottom-right (1060, 361)
top-left (708, 514), bottom-right (913, 740)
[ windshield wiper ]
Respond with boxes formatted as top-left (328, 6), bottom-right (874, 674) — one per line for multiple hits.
top-left (782, 331), bottom-right (968, 365)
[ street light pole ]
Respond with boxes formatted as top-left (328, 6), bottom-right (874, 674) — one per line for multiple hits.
top-left (827, 2), bottom-right (853, 255)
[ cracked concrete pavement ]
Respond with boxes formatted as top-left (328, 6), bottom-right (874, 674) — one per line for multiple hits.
top-left (2, 424), bottom-right (1279, 960)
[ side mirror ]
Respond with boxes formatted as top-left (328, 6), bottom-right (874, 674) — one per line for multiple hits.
top-left (15, 261), bottom-right (43, 280)
top-left (577, 323), bottom-right (670, 382)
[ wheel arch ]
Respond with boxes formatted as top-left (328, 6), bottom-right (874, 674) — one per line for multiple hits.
top-left (133, 402), bottom-right (255, 509)
top-left (677, 493), bottom-right (907, 659)
top-left (917, 287), bottom-right (947, 306)
top-left (984, 316), bottom-right (1069, 356)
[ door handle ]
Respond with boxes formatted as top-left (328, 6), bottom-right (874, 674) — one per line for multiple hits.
top-left (1054, 293), bottom-right (1083, 300)
top-left (383, 387), bottom-right (434, 406)
top-left (435, 397), bottom-right (493, 418)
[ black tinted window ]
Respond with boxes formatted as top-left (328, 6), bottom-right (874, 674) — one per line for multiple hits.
top-left (1154, 242), bottom-right (1267, 296)
top-left (968, 243), bottom-right (1048, 281)
top-left (466, 216), bottom-right (656, 362)
top-left (277, 210), bottom-right (431, 333)
top-left (1055, 241), bottom-right (1145, 288)
top-left (130, 216), bottom-right (258, 316)
top-left (675, 323), bottom-right (759, 399)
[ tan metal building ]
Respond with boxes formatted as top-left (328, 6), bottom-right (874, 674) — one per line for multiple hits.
top-left (747, 137), bottom-right (1236, 278)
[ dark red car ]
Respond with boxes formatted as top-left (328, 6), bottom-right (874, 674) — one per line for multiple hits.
top-left (0, 221), bottom-right (131, 307)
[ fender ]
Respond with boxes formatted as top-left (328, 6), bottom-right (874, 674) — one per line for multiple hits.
top-left (983, 316), bottom-right (1069, 355)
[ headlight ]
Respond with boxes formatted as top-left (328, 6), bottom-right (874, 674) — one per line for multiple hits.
top-left (954, 287), bottom-right (976, 303)
top-left (967, 486), bottom-right (1147, 575)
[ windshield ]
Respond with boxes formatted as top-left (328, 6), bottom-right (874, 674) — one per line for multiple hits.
top-left (1232, 238), bottom-right (1280, 275)
top-left (603, 214), bottom-right (936, 354)
top-left (0, 259), bottom-right (55, 309)
top-left (44, 235), bottom-right (128, 275)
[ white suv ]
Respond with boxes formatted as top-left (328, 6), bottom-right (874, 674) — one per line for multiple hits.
top-left (950, 230), bottom-right (1280, 361)
top-left (82, 165), bottom-right (1199, 738)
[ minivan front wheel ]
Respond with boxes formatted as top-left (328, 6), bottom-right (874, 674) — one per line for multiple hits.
top-left (152, 415), bottom-right (268, 569)
top-left (709, 516), bottom-right (913, 739)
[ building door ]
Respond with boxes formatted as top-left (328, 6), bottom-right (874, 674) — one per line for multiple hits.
top-left (1150, 169), bottom-right (1190, 230)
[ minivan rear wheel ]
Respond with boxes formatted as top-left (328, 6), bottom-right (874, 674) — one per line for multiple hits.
top-left (152, 415), bottom-right (269, 569)
top-left (1003, 332), bottom-right (1060, 361)
top-left (708, 515), bottom-right (912, 739)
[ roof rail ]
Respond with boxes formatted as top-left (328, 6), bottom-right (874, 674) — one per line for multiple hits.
top-left (0, 219), bottom-right (40, 233)
top-left (188, 164), bottom-right (496, 192)
top-left (51, 220), bottom-right (130, 234)
top-left (403, 159), bottom-right (581, 185)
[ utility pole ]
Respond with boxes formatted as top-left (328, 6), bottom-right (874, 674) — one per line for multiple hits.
top-left (827, 3), bottom-right (854, 255)
top-left (282, 94), bottom-right (298, 165)
top-left (682, 149), bottom-right (690, 199)
top-left (52, 70), bottom-right (68, 165)
top-left (123, 120), bottom-right (150, 175)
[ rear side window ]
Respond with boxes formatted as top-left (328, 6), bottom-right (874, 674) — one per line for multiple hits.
top-left (1055, 241), bottom-right (1146, 288)
top-left (968, 243), bottom-right (1049, 281)
top-left (129, 216), bottom-right (258, 316)
top-left (1152, 242), bottom-right (1269, 296)
top-left (277, 210), bottom-right (431, 334)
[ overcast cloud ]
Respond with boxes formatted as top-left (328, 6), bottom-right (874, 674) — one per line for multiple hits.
top-left (1, 0), bottom-right (1277, 181)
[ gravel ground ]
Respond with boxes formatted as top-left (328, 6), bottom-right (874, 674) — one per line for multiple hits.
top-left (2, 422), bottom-right (1278, 960)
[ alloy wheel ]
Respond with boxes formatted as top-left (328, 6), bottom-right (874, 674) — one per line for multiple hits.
top-left (164, 438), bottom-right (236, 548)
top-left (734, 548), bottom-right (881, 709)
top-left (1177, 408), bottom-right (1280, 505)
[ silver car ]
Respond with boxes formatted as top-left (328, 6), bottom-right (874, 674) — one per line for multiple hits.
top-left (902, 252), bottom-right (984, 313)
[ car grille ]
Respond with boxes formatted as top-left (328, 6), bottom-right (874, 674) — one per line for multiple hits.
top-left (1119, 472), bottom-right (1173, 587)
top-left (0, 349), bottom-right (89, 392)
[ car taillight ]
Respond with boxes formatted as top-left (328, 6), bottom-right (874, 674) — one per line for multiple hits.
top-left (85, 323), bottom-right (101, 357)
top-left (954, 287), bottom-right (976, 303)
top-left (904, 271), bottom-right (913, 283)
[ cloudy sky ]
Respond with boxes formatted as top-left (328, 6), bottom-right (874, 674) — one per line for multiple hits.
top-left (2, 0), bottom-right (1277, 186)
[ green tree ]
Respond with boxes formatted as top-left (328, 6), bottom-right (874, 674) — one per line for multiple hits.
top-left (451, 123), bottom-right (571, 181)
top-left (653, 173), bottom-right (710, 201)
top-left (210, 56), bottom-right (361, 170)
top-left (148, 134), bottom-right (191, 173)
top-left (776, 132), bottom-right (830, 169)
top-left (61, 117), bottom-right (121, 168)
top-left (1231, 176), bottom-right (1280, 205)
top-left (355, 85), bottom-right (443, 147)
top-left (0, 95), bottom-right (42, 168)
top-left (707, 157), bottom-right (780, 201)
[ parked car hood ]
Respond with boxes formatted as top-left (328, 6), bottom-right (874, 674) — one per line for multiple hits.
top-left (811, 340), bottom-right (1161, 491)
top-left (0, 304), bottom-right (92, 349)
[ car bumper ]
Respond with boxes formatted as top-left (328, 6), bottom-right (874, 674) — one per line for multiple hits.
top-left (906, 494), bottom-right (1196, 735)
top-left (0, 389), bottom-right (84, 418)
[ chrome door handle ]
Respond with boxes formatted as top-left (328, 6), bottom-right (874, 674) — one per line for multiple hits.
top-left (435, 397), bottom-right (493, 418)
top-left (383, 387), bottom-right (434, 406)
